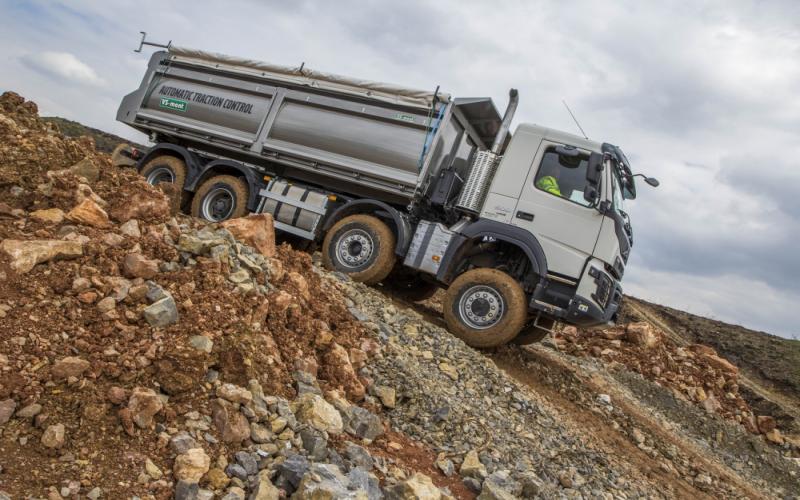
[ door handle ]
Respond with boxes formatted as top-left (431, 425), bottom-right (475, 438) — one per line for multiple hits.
top-left (516, 211), bottom-right (534, 221)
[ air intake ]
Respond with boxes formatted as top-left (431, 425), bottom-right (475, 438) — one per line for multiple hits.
top-left (455, 150), bottom-right (499, 213)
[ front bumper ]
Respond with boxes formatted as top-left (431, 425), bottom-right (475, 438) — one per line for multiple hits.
top-left (564, 264), bottom-right (623, 327)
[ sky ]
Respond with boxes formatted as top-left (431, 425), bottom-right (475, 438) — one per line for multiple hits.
top-left (0, 0), bottom-right (798, 338)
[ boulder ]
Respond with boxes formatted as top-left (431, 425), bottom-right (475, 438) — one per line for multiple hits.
top-left (219, 213), bottom-right (275, 258)
top-left (110, 190), bottom-right (170, 223)
top-left (41, 423), bottom-right (66, 448)
top-left (173, 447), bottom-right (210, 483)
top-left (143, 294), bottom-right (178, 327)
top-left (625, 322), bottom-right (660, 348)
top-left (324, 343), bottom-right (365, 401)
top-left (701, 353), bottom-right (739, 375)
top-left (0, 399), bottom-right (16, 425)
top-left (69, 156), bottom-right (100, 183)
top-left (217, 384), bottom-right (253, 404)
top-left (29, 208), bottom-right (65, 224)
top-left (211, 398), bottom-right (250, 443)
top-left (479, 471), bottom-right (521, 499)
top-left (0, 239), bottom-right (83, 273)
top-left (188, 335), bottom-right (214, 353)
top-left (66, 198), bottom-right (111, 228)
top-left (459, 450), bottom-right (487, 479)
top-left (250, 470), bottom-right (280, 500)
top-left (119, 219), bottom-right (141, 238)
top-left (292, 393), bottom-right (343, 435)
top-left (372, 385), bottom-right (396, 409)
top-left (52, 356), bottom-right (91, 379)
top-left (170, 432), bottom-right (199, 455)
top-left (122, 253), bottom-right (160, 279)
top-left (756, 415), bottom-right (777, 434)
top-left (127, 387), bottom-right (164, 429)
top-left (291, 463), bottom-right (362, 500)
top-left (16, 403), bottom-right (42, 419)
top-left (384, 473), bottom-right (442, 500)
top-left (342, 405), bottom-right (383, 441)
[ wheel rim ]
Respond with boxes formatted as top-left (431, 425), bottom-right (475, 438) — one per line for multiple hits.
top-left (145, 166), bottom-right (175, 185)
top-left (335, 229), bottom-right (374, 269)
top-left (201, 186), bottom-right (236, 221)
top-left (458, 285), bottom-right (505, 330)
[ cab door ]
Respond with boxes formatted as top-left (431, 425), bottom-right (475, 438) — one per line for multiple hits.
top-left (512, 141), bottom-right (604, 279)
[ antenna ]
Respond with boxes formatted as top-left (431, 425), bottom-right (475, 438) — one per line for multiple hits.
top-left (135, 32), bottom-right (172, 53)
top-left (562, 100), bottom-right (588, 139)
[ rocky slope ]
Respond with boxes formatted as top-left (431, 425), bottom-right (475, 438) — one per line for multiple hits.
top-left (40, 117), bottom-right (145, 155)
top-left (1, 91), bottom-right (798, 499)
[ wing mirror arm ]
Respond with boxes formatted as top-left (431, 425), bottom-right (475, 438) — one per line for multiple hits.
top-left (633, 173), bottom-right (659, 187)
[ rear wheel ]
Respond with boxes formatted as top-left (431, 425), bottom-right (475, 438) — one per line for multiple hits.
top-left (443, 268), bottom-right (527, 348)
top-left (322, 214), bottom-right (396, 284)
top-left (190, 175), bottom-right (249, 222)
top-left (140, 156), bottom-right (187, 188)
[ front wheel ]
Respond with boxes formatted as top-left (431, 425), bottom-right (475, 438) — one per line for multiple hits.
top-left (443, 268), bottom-right (528, 348)
top-left (190, 175), bottom-right (249, 222)
top-left (322, 214), bottom-right (396, 285)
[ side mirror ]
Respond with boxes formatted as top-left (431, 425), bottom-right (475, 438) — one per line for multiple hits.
top-left (586, 152), bottom-right (603, 185)
top-left (583, 185), bottom-right (598, 204)
top-left (645, 177), bottom-right (660, 187)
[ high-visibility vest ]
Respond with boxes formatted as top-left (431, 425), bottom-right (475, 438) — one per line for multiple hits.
top-left (536, 176), bottom-right (562, 196)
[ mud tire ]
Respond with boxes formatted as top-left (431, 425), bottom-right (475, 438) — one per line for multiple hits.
top-left (322, 214), bottom-right (396, 285)
top-left (190, 175), bottom-right (249, 222)
top-left (140, 156), bottom-right (187, 189)
top-left (443, 268), bottom-right (527, 348)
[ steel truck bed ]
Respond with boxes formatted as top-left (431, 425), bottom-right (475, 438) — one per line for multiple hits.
top-left (117, 47), bottom-right (503, 204)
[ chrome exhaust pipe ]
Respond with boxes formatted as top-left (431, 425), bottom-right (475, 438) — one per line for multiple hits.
top-left (491, 88), bottom-right (519, 154)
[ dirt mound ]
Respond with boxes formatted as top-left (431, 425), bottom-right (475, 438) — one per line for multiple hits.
top-left (555, 321), bottom-right (796, 446)
top-left (0, 92), bottom-right (97, 190)
top-left (0, 92), bottom-right (460, 498)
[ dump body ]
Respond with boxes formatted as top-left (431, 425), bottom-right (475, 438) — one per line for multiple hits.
top-left (117, 48), bottom-right (501, 205)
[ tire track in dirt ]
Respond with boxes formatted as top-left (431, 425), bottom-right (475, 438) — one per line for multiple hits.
top-left (490, 346), bottom-right (769, 499)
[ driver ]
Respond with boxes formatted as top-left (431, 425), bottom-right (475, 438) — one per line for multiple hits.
top-left (535, 162), bottom-right (562, 197)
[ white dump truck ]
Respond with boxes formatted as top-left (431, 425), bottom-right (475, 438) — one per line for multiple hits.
top-left (117, 44), bottom-right (658, 347)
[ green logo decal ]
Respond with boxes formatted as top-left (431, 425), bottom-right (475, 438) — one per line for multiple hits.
top-left (396, 113), bottom-right (415, 123)
top-left (159, 97), bottom-right (187, 112)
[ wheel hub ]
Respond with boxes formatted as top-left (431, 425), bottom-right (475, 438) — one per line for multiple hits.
top-left (201, 187), bottom-right (235, 222)
top-left (145, 166), bottom-right (175, 185)
top-left (458, 285), bottom-right (504, 330)
top-left (336, 230), bottom-right (374, 268)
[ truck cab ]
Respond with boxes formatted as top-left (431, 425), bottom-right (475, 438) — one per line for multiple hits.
top-left (481, 124), bottom-right (631, 328)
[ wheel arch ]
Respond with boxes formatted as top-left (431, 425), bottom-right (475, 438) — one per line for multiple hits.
top-left (321, 200), bottom-right (412, 257)
top-left (137, 143), bottom-right (201, 176)
top-left (189, 160), bottom-right (265, 212)
top-left (436, 218), bottom-right (548, 287)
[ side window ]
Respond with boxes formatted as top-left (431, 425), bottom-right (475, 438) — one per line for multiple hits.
top-left (533, 146), bottom-right (592, 207)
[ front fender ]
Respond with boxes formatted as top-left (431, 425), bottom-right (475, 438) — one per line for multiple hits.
top-left (436, 218), bottom-right (548, 285)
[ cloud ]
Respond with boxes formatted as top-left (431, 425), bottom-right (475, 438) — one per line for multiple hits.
top-left (1, 0), bottom-right (799, 337)
top-left (20, 51), bottom-right (106, 86)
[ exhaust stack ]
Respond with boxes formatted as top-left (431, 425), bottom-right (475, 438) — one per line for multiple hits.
top-left (491, 88), bottom-right (519, 154)
top-left (456, 89), bottom-right (519, 214)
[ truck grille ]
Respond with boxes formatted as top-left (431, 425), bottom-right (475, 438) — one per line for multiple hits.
top-left (455, 150), bottom-right (499, 213)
